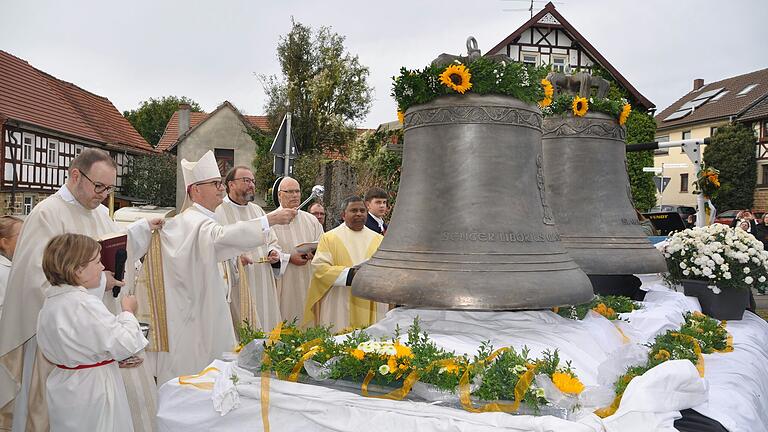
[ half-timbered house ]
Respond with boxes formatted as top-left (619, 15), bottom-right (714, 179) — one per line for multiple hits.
top-left (654, 68), bottom-right (768, 208)
top-left (0, 50), bottom-right (154, 215)
top-left (486, 1), bottom-right (654, 111)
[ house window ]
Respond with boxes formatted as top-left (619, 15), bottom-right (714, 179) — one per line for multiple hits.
top-left (680, 173), bottom-right (689, 193)
top-left (681, 131), bottom-right (691, 154)
top-left (521, 52), bottom-right (539, 66)
top-left (213, 149), bottom-right (234, 176)
top-left (22, 133), bottom-right (34, 163)
top-left (762, 165), bottom-right (768, 186)
top-left (762, 121), bottom-right (768, 140)
top-left (47, 139), bottom-right (58, 166)
top-left (551, 56), bottom-right (567, 72)
top-left (23, 196), bottom-right (33, 215)
top-left (75, 144), bottom-right (83, 158)
top-left (710, 127), bottom-right (718, 137)
top-left (654, 135), bottom-right (669, 155)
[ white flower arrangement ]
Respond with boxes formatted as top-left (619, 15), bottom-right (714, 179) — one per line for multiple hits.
top-left (659, 224), bottom-right (768, 293)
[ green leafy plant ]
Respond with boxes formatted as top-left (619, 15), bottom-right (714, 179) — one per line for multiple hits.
top-left (557, 295), bottom-right (642, 320)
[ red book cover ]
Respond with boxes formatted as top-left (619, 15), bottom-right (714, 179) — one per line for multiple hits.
top-left (98, 232), bottom-right (127, 273)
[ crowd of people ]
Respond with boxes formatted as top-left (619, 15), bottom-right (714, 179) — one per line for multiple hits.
top-left (731, 210), bottom-right (768, 249)
top-left (0, 149), bottom-right (393, 431)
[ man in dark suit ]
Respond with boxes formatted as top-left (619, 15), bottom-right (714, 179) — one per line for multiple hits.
top-left (364, 187), bottom-right (389, 235)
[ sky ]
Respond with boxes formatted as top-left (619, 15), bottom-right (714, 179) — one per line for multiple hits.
top-left (1, 0), bottom-right (766, 129)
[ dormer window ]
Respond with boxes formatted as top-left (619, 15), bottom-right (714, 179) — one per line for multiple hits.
top-left (737, 84), bottom-right (758, 96)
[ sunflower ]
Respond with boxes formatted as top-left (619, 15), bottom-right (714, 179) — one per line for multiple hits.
top-left (397, 111), bottom-right (405, 124)
top-left (552, 372), bottom-right (584, 395)
top-left (619, 103), bottom-right (631, 125)
top-left (439, 64), bottom-right (473, 94)
top-left (350, 349), bottom-right (365, 360)
top-left (541, 79), bottom-right (554, 99)
top-left (539, 97), bottom-right (552, 108)
top-left (572, 96), bottom-right (589, 117)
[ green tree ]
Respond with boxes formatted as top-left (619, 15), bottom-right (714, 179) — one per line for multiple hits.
top-left (122, 153), bottom-right (177, 206)
top-left (261, 19), bottom-right (373, 154)
top-left (625, 111), bottom-right (657, 211)
top-left (703, 123), bottom-right (757, 210)
top-left (123, 96), bottom-right (203, 147)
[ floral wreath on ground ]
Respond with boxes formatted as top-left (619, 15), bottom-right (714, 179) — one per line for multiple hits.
top-left (540, 91), bottom-right (632, 125)
top-left (392, 57), bottom-right (549, 123)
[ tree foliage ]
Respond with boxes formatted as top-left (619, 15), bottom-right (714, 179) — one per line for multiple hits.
top-left (703, 123), bottom-right (757, 210)
top-left (261, 19), bottom-right (373, 154)
top-left (350, 128), bottom-right (403, 204)
top-left (122, 153), bottom-right (177, 207)
top-left (123, 96), bottom-right (203, 147)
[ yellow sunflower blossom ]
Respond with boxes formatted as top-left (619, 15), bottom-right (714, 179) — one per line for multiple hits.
top-left (654, 349), bottom-right (671, 361)
top-left (350, 349), bottom-right (365, 360)
top-left (394, 343), bottom-right (413, 359)
top-left (539, 97), bottom-right (552, 108)
top-left (541, 79), bottom-right (554, 99)
top-left (439, 64), bottom-right (473, 94)
top-left (572, 96), bottom-right (588, 117)
top-left (619, 103), bottom-right (631, 125)
top-left (387, 355), bottom-right (398, 372)
top-left (552, 372), bottom-right (584, 395)
top-left (397, 111), bottom-right (405, 124)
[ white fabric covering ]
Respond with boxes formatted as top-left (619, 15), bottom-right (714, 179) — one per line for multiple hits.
top-left (157, 276), bottom-right (768, 432)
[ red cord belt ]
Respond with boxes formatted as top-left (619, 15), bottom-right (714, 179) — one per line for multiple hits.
top-left (56, 359), bottom-right (114, 370)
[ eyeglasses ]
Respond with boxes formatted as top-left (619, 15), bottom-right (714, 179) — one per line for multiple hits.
top-left (80, 171), bottom-right (116, 194)
top-left (196, 180), bottom-right (224, 189)
top-left (279, 189), bottom-right (301, 195)
top-left (234, 177), bottom-right (255, 185)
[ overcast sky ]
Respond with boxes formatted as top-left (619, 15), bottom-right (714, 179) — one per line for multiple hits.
top-left (2, 0), bottom-right (766, 129)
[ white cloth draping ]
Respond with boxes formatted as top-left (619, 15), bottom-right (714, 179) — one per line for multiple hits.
top-left (156, 276), bottom-right (768, 432)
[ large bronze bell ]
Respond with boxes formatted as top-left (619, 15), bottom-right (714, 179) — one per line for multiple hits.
top-left (541, 111), bottom-right (667, 284)
top-left (352, 94), bottom-right (594, 309)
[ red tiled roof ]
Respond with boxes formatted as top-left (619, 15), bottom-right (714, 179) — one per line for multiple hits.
top-left (738, 94), bottom-right (768, 122)
top-left (0, 50), bottom-right (153, 153)
top-left (656, 68), bottom-right (768, 131)
top-left (156, 102), bottom-right (269, 152)
top-left (486, 2), bottom-right (654, 111)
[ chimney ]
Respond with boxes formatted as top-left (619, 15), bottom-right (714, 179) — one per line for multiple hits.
top-left (178, 103), bottom-right (191, 138)
top-left (693, 79), bottom-right (704, 91)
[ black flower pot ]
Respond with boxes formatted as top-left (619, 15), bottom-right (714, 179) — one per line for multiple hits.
top-left (587, 275), bottom-right (646, 301)
top-left (681, 279), bottom-right (749, 320)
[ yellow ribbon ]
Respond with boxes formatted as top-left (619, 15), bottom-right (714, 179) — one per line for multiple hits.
top-left (178, 367), bottom-right (220, 391)
top-left (457, 348), bottom-right (538, 413)
top-left (594, 393), bottom-right (623, 418)
top-left (360, 357), bottom-right (459, 401)
top-left (613, 323), bottom-right (631, 344)
top-left (287, 338), bottom-right (324, 382)
top-left (260, 322), bottom-right (284, 432)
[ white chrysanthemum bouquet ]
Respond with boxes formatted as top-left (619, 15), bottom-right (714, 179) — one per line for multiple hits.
top-left (659, 224), bottom-right (768, 293)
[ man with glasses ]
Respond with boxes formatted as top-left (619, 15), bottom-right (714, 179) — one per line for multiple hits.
top-left (151, 151), bottom-right (296, 384)
top-left (308, 202), bottom-right (327, 229)
top-left (0, 148), bottom-right (161, 432)
top-left (215, 166), bottom-right (284, 332)
top-left (271, 176), bottom-right (324, 323)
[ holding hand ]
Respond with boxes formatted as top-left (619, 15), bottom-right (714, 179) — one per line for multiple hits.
top-left (121, 294), bottom-right (138, 314)
top-left (239, 254), bottom-right (254, 266)
top-left (268, 250), bottom-right (280, 264)
top-left (267, 207), bottom-right (298, 226)
top-left (147, 218), bottom-right (165, 230)
top-left (105, 271), bottom-right (125, 294)
top-left (289, 252), bottom-right (311, 266)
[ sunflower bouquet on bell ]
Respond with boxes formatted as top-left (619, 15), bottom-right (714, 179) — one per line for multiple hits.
top-left (694, 166), bottom-right (721, 198)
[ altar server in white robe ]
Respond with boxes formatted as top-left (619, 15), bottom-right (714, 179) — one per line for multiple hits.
top-left (0, 215), bottom-right (22, 321)
top-left (216, 166), bottom-right (283, 332)
top-left (153, 151), bottom-right (297, 384)
top-left (0, 149), bottom-right (159, 432)
top-left (271, 177), bottom-right (324, 322)
top-left (37, 234), bottom-right (148, 432)
top-left (304, 196), bottom-right (387, 332)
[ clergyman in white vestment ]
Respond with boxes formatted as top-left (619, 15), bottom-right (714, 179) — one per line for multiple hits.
top-left (0, 149), bottom-right (159, 432)
top-left (37, 234), bottom-right (148, 432)
top-left (152, 151), bottom-right (297, 384)
top-left (270, 177), bottom-right (324, 323)
top-left (215, 166), bottom-right (284, 332)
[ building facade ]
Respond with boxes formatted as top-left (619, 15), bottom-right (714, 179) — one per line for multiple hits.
top-left (0, 50), bottom-right (154, 215)
top-left (654, 69), bottom-right (768, 209)
top-left (156, 101), bottom-right (269, 210)
top-left (486, 2), bottom-right (654, 111)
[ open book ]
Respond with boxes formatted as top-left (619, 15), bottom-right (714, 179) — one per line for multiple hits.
top-left (295, 241), bottom-right (318, 255)
top-left (98, 232), bottom-right (127, 274)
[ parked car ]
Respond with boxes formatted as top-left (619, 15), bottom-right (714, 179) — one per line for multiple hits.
top-left (714, 209), bottom-right (766, 226)
top-left (648, 205), bottom-right (697, 227)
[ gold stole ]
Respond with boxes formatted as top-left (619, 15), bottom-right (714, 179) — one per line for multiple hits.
top-left (143, 231), bottom-right (169, 352)
top-left (237, 259), bottom-right (257, 327)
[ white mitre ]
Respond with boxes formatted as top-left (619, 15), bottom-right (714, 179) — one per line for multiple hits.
top-left (180, 150), bottom-right (222, 210)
